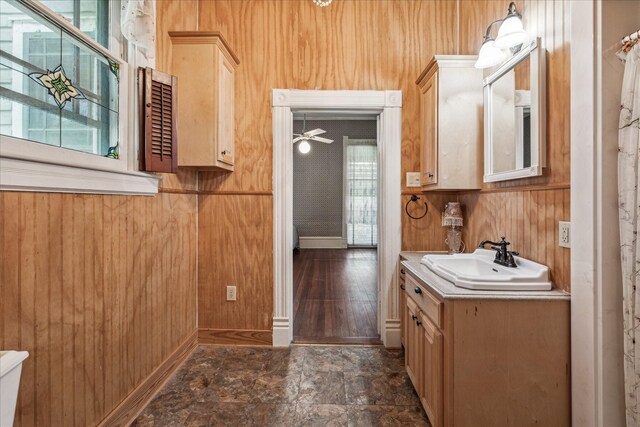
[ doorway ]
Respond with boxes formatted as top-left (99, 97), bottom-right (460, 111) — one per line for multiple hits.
top-left (291, 117), bottom-right (380, 344)
top-left (272, 89), bottom-right (402, 348)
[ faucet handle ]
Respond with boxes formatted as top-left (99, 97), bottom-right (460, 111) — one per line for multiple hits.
top-left (505, 250), bottom-right (519, 267)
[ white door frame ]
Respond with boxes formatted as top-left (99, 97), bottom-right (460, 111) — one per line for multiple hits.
top-left (272, 89), bottom-right (402, 347)
top-left (570, 1), bottom-right (633, 425)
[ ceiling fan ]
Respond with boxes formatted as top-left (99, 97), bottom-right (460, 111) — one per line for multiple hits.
top-left (293, 115), bottom-right (333, 153)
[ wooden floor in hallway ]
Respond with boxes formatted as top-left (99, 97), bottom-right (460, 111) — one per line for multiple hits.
top-left (293, 249), bottom-right (380, 345)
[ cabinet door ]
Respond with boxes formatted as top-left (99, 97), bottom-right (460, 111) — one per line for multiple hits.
top-left (400, 279), bottom-right (407, 346)
top-left (420, 71), bottom-right (438, 186)
top-left (419, 312), bottom-right (443, 427)
top-left (405, 298), bottom-right (421, 392)
top-left (217, 53), bottom-right (235, 166)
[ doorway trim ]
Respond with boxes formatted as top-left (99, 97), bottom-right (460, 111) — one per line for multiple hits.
top-left (272, 89), bottom-right (402, 347)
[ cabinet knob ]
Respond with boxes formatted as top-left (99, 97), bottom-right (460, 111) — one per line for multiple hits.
top-left (411, 314), bottom-right (417, 320)
top-left (428, 172), bottom-right (434, 178)
top-left (400, 268), bottom-right (405, 274)
top-left (400, 284), bottom-right (405, 290)
top-left (416, 320), bottom-right (422, 326)
top-left (414, 287), bottom-right (422, 294)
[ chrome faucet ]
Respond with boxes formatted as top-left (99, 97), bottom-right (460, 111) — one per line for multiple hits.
top-left (478, 236), bottom-right (519, 268)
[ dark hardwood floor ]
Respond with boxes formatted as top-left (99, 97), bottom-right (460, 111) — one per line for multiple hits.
top-left (293, 248), bottom-right (381, 345)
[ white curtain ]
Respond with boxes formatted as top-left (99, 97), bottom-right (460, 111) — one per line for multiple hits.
top-left (345, 140), bottom-right (377, 247)
top-left (618, 42), bottom-right (640, 425)
top-left (121, 0), bottom-right (156, 62)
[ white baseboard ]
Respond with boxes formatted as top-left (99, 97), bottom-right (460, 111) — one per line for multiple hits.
top-left (272, 317), bottom-right (292, 347)
top-left (299, 236), bottom-right (347, 249)
top-left (384, 319), bottom-right (401, 348)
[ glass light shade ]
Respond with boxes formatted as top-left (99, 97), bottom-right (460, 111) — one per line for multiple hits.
top-left (442, 202), bottom-right (463, 227)
top-left (475, 39), bottom-right (509, 69)
top-left (445, 228), bottom-right (465, 254)
top-left (494, 15), bottom-right (528, 48)
top-left (298, 140), bottom-right (311, 154)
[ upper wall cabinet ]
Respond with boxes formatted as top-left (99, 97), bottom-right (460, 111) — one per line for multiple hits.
top-left (169, 32), bottom-right (240, 171)
top-left (416, 56), bottom-right (483, 191)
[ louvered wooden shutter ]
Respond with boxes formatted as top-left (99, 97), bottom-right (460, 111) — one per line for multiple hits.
top-left (139, 67), bottom-right (178, 173)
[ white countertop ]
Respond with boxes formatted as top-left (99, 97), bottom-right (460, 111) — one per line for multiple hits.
top-left (399, 251), bottom-right (446, 264)
top-left (400, 255), bottom-right (571, 301)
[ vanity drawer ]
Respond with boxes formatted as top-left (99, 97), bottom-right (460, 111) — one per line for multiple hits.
top-left (399, 264), bottom-right (407, 281)
top-left (406, 273), bottom-right (443, 329)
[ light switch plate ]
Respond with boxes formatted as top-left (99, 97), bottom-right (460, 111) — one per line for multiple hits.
top-left (406, 172), bottom-right (421, 188)
top-left (559, 221), bottom-right (570, 248)
top-left (226, 286), bottom-right (237, 301)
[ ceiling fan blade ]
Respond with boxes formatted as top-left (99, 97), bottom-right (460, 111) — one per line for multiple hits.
top-left (305, 128), bottom-right (326, 137)
top-left (311, 136), bottom-right (333, 144)
top-left (292, 136), bottom-right (306, 143)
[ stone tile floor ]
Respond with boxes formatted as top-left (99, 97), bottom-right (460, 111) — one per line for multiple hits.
top-left (132, 345), bottom-right (431, 427)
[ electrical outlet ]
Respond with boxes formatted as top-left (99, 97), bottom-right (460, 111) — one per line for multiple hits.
top-left (559, 221), bottom-right (570, 248)
top-left (226, 286), bottom-right (237, 301)
top-left (406, 172), bottom-right (421, 188)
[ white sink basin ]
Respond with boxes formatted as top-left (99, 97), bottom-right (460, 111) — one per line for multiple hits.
top-left (421, 249), bottom-right (552, 291)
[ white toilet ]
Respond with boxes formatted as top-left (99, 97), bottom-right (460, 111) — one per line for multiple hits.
top-left (0, 351), bottom-right (29, 427)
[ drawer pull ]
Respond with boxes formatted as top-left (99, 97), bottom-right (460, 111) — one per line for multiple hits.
top-left (414, 287), bottom-right (422, 294)
top-left (411, 314), bottom-right (417, 320)
top-left (416, 320), bottom-right (422, 326)
top-left (400, 268), bottom-right (405, 274)
top-left (400, 284), bottom-right (405, 290)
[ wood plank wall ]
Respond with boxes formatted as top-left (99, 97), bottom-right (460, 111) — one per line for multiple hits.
top-left (0, 5), bottom-right (570, 425)
top-left (0, 4), bottom-right (200, 426)
top-left (0, 192), bottom-right (197, 426)
top-left (459, 0), bottom-right (572, 291)
top-left (192, 0), bottom-right (571, 332)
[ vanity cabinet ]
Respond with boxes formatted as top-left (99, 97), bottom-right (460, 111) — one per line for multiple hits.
top-left (399, 262), bottom-right (407, 346)
top-left (405, 273), bottom-right (444, 427)
top-left (419, 310), bottom-right (443, 427)
top-left (169, 32), bottom-right (240, 171)
top-left (405, 298), bottom-right (422, 389)
top-left (416, 56), bottom-right (483, 191)
top-left (401, 261), bottom-right (570, 427)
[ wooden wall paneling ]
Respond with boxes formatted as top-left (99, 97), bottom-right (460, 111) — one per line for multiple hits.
top-left (193, 0), bottom-right (462, 326)
top-left (196, 0), bottom-right (457, 194)
top-left (198, 194), bottom-right (273, 331)
top-left (155, 0), bottom-right (199, 192)
top-left (401, 193), bottom-right (454, 252)
top-left (457, 0), bottom-right (506, 55)
top-left (1, 192), bottom-right (197, 426)
top-left (191, 0), bottom-right (570, 287)
top-left (98, 331), bottom-right (197, 427)
top-left (483, 0), bottom-right (570, 189)
top-left (460, 188), bottom-right (570, 292)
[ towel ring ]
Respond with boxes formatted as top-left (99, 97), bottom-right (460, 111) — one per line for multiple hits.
top-left (405, 195), bottom-right (428, 220)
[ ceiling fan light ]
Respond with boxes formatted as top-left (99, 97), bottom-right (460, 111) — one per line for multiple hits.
top-left (299, 140), bottom-right (311, 154)
top-left (494, 15), bottom-right (527, 48)
top-left (475, 39), bottom-right (508, 69)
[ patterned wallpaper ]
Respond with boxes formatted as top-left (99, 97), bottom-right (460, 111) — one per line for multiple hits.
top-left (293, 119), bottom-right (377, 237)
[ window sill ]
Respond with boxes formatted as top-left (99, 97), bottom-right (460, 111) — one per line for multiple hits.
top-left (0, 137), bottom-right (160, 196)
top-left (0, 157), bottom-right (160, 195)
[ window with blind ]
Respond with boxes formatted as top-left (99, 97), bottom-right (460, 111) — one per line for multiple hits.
top-left (0, 0), bottom-right (163, 195)
top-left (0, 0), bottom-right (118, 157)
top-left (345, 139), bottom-right (378, 247)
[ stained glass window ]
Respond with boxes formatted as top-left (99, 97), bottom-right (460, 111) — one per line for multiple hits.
top-left (0, 0), bottom-right (119, 157)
